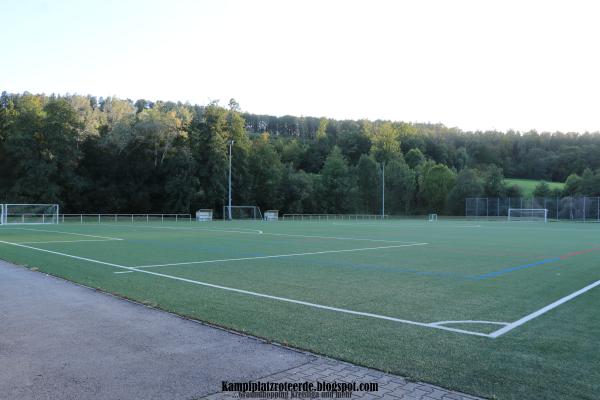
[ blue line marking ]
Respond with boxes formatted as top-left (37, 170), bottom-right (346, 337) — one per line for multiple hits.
top-left (473, 257), bottom-right (561, 280)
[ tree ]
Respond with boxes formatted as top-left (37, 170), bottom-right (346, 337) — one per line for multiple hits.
top-left (505, 184), bottom-right (523, 198)
top-left (385, 158), bottom-right (416, 214)
top-left (447, 168), bottom-right (484, 214)
top-left (482, 165), bottom-right (506, 197)
top-left (563, 173), bottom-right (582, 196)
top-left (578, 168), bottom-right (600, 196)
top-left (317, 146), bottom-right (355, 213)
top-left (532, 181), bottom-right (552, 198)
top-left (356, 154), bottom-right (380, 213)
top-left (280, 166), bottom-right (315, 213)
top-left (371, 122), bottom-right (401, 164)
top-left (405, 148), bottom-right (425, 169)
top-left (134, 104), bottom-right (191, 168)
top-left (315, 118), bottom-right (328, 139)
top-left (248, 133), bottom-right (284, 210)
top-left (338, 130), bottom-right (372, 165)
top-left (191, 102), bottom-right (228, 211)
top-left (420, 164), bottom-right (456, 213)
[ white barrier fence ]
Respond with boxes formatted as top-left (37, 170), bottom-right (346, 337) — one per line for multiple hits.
top-left (60, 214), bottom-right (192, 223)
top-left (282, 214), bottom-right (387, 221)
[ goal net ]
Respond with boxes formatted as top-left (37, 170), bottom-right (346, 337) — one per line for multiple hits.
top-left (2, 204), bottom-right (59, 224)
top-left (428, 213), bottom-right (438, 222)
top-left (264, 210), bottom-right (279, 221)
top-left (223, 206), bottom-right (263, 220)
top-left (508, 208), bottom-right (548, 222)
top-left (195, 209), bottom-right (213, 222)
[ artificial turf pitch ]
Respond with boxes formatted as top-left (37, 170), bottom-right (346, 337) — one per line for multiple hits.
top-left (1, 219), bottom-right (599, 399)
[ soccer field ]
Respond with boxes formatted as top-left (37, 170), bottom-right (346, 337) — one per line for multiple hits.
top-left (1, 219), bottom-right (599, 399)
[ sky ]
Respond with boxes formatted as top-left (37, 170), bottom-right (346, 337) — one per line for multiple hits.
top-left (2, 0), bottom-right (600, 133)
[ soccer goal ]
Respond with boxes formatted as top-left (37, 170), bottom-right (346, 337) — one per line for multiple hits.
top-left (2, 204), bottom-right (59, 224)
top-left (264, 210), bottom-right (279, 221)
top-left (508, 208), bottom-right (548, 222)
top-left (428, 213), bottom-right (438, 222)
top-left (195, 209), bottom-right (213, 222)
top-left (223, 206), bottom-right (263, 220)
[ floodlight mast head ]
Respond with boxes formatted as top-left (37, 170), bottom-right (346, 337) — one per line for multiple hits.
top-left (227, 140), bottom-right (234, 220)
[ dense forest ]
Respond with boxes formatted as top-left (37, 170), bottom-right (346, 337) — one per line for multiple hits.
top-left (1, 91), bottom-right (600, 216)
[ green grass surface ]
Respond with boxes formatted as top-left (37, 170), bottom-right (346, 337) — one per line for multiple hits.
top-left (505, 178), bottom-right (565, 197)
top-left (1, 219), bottom-right (599, 399)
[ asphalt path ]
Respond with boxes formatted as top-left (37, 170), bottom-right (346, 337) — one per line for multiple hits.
top-left (0, 261), bottom-right (313, 399)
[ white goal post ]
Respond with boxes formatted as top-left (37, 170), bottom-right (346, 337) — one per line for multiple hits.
top-left (195, 209), bottom-right (213, 222)
top-left (2, 204), bottom-right (59, 225)
top-left (428, 213), bottom-right (438, 222)
top-left (223, 205), bottom-right (263, 220)
top-left (264, 210), bottom-right (279, 221)
top-left (507, 208), bottom-right (548, 222)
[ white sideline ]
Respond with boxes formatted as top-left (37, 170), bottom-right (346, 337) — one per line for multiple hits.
top-left (0, 239), bottom-right (489, 337)
top-left (7, 227), bottom-right (123, 241)
top-left (18, 239), bottom-right (123, 244)
top-left (489, 278), bottom-right (600, 338)
top-left (103, 223), bottom-right (416, 244)
top-left (133, 243), bottom-right (428, 269)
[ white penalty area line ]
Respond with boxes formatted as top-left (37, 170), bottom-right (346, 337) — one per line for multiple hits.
top-left (132, 243), bottom-right (428, 269)
top-left (103, 223), bottom-right (415, 244)
top-left (6, 227), bottom-right (123, 241)
top-left (100, 223), bottom-right (264, 235)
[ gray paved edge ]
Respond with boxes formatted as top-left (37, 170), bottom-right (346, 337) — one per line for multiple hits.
top-left (0, 260), bottom-right (483, 400)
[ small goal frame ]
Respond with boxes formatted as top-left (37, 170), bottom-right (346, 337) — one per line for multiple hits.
top-left (223, 205), bottom-right (263, 220)
top-left (507, 208), bottom-right (548, 223)
top-left (428, 213), bottom-right (438, 222)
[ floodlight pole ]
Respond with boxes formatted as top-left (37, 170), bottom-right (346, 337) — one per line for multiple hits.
top-left (381, 162), bottom-right (385, 218)
top-left (228, 140), bottom-right (234, 220)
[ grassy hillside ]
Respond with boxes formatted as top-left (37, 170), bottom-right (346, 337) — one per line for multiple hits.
top-left (505, 178), bottom-right (565, 197)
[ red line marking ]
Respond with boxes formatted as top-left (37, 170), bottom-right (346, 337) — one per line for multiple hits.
top-left (560, 248), bottom-right (600, 259)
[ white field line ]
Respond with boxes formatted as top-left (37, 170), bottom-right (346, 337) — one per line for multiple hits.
top-left (132, 243), bottom-right (428, 269)
top-left (0, 240), bottom-right (127, 269)
top-left (333, 223), bottom-right (481, 228)
top-left (100, 223), bottom-right (263, 235)
top-left (430, 320), bottom-right (509, 327)
top-left (261, 232), bottom-right (413, 243)
top-left (489, 278), bottom-right (600, 338)
top-left (102, 223), bottom-right (415, 244)
top-left (18, 239), bottom-right (122, 244)
top-left (7, 227), bottom-right (123, 241)
top-left (0, 239), bottom-right (490, 338)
